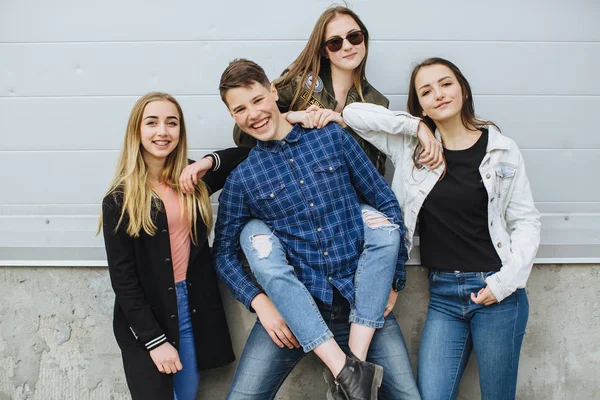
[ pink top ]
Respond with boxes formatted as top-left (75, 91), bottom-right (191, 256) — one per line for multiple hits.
top-left (154, 183), bottom-right (190, 283)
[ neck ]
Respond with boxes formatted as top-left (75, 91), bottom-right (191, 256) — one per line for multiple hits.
top-left (273, 114), bottom-right (294, 141)
top-left (435, 116), bottom-right (479, 150)
top-left (144, 156), bottom-right (166, 186)
top-left (330, 64), bottom-right (354, 90)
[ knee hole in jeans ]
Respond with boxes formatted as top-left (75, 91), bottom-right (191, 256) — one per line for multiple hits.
top-left (362, 210), bottom-right (400, 231)
top-left (249, 234), bottom-right (273, 259)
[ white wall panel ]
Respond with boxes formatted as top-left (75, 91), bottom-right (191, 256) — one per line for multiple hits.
top-left (1, 0), bottom-right (598, 264)
top-left (3, 95), bottom-right (599, 151)
top-left (0, 96), bottom-right (237, 151)
top-left (0, 42), bottom-right (600, 97)
top-left (2, 0), bottom-right (598, 42)
top-left (1, 42), bottom-right (598, 97)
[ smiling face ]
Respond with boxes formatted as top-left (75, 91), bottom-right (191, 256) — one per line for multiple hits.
top-left (226, 81), bottom-right (289, 142)
top-left (414, 64), bottom-right (465, 124)
top-left (139, 100), bottom-right (180, 166)
top-left (323, 13), bottom-right (366, 73)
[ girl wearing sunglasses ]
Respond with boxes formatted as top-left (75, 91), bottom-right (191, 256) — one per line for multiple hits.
top-left (234, 6), bottom-right (386, 174)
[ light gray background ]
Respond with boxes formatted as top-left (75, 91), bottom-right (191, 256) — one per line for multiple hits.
top-left (0, 1), bottom-right (598, 399)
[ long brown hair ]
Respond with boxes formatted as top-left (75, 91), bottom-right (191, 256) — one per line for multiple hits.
top-left (407, 57), bottom-right (498, 172)
top-left (279, 5), bottom-right (370, 110)
top-left (99, 92), bottom-right (213, 245)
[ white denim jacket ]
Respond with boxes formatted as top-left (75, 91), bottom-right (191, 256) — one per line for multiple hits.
top-left (343, 103), bottom-right (541, 302)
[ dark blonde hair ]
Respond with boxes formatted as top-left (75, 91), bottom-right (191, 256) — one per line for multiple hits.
top-left (280, 5), bottom-right (370, 110)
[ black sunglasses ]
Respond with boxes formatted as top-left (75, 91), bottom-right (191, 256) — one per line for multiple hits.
top-left (323, 30), bottom-right (366, 52)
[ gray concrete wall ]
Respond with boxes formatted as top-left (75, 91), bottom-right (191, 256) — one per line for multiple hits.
top-left (1, 265), bottom-right (598, 400)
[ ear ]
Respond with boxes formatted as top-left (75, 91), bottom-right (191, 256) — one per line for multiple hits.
top-left (271, 83), bottom-right (279, 102)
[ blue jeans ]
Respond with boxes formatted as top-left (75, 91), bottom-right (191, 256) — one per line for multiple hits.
top-left (227, 289), bottom-right (420, 400)
top-left (239, 204), bottom-right (399, 351)
top-left (173, 280), bottom-right (200, 400)
top-left (418, 270), bottom-right (529, 400)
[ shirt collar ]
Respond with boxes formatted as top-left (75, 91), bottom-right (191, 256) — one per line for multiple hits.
top-left (256, 124), bottom-right (304, 153)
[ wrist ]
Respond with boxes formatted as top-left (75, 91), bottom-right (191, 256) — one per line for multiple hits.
top-left (392, 277), bottom-right (406, 292)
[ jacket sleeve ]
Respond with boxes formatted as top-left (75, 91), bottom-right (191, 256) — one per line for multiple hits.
top-left (485, 148), bottom-right (541, 302)
top-left (201, 147), bottom-right (251, 195)
top-left (102, 194), bottom-right (167, 351)
top-left (212, 173), bottom-right (263, 310)
top-left (343, 103), bottom-right (421, 164)
top-left (338, 125), bottom-right (408, 282)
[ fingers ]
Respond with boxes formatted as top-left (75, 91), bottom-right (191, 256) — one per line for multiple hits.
top-left (383, 305), bottom-right (394, 317)
top-left (471, 287), bottom-right (496, 306)
top-left (275, 328), bottom-right (295, 349)
top-left (267, 330), bottom-right (285, 348)
top-left (282, 327), bottom-right (300, 348)
top-left (306, 105), bottom-right (322, 113)
top-left (418, 140), bottom-right (443, 169)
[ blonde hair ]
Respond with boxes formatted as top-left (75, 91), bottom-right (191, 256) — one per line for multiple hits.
top-left (99, 92), bottom-right (213, 245)
top-left (280, 5), bottom-right (370, 110)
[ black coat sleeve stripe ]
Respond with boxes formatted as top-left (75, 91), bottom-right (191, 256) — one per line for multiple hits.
top-left (201, 147), bottom-right (251, 195)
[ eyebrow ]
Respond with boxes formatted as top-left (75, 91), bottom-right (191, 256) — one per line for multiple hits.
top-left (418, 76), bottom-right (453, 92)
top-left (143, 115), bottom-right (179, 120)
top-left (325, 28), bottom-right (360, 41)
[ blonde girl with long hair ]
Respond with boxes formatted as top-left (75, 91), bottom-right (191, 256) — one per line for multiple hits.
top-left (101, 92), bottom-right (248, 400)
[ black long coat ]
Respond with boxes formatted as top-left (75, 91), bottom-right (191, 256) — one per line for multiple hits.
top-left (102, 147), bottom-right (249, 400)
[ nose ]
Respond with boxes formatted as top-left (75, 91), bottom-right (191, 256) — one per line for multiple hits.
top-left (433, 87), bottom-right (444, 100)
top-left (248, 105), bottom-right (261, 120)
top-left (342, 37), bottom-right (353, 51)
top-left (157, 122), bottom-right (167, 135)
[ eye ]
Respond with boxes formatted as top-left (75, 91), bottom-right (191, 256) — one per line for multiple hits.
top-left (168, 121), bottom-right (178, 126)
top-left (234, 108), bottom-right (245, 115)
top-left (420, 90), bottom-right (430, 96)
top-left (146, 121), bottom-right (157, 126)
top-left (254, 97), bottom-right (263, 104)
top-left (442, 81), bottom-right (452, 87)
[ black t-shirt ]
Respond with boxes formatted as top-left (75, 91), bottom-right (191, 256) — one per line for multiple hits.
top-left (419, 128), bottom-right (502, 272)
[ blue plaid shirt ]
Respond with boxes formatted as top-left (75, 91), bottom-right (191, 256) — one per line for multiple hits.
top-left (213, 123), bottom-right (407, 310)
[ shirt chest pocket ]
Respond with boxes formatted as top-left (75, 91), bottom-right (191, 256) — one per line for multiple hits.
top-left (254, 180), bottom-right (298, 219)
top-left (312, 158), bottom-right (344, 196)
top-left (494, 163), bottom-right (517, 196)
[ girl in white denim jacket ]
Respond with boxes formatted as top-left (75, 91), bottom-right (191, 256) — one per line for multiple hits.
top-left (343, 57), bottom-right (541, 400)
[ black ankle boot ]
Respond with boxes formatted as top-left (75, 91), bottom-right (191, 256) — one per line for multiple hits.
top-left (333, 355), bottom-right (383, 400)
top-left (324, 368), bottom-right (346, 400)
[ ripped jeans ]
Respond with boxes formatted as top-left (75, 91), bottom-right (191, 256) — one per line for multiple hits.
top-left (240, 204), bottom-right (400, 352)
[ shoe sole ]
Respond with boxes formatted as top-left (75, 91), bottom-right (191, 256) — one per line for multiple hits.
top-left (370, 364), bottom-right (384, 400)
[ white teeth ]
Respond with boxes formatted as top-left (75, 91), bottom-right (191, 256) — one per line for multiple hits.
top-left (252, 118), bottom-right (268, 129)
top-left (153, 141), bottom-right (169, 146)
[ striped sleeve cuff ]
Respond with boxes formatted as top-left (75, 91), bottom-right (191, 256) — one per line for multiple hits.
top-left (145, 334), bottom-right (167, 351)
top-left (210, 152), bottom-right (221, 171)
